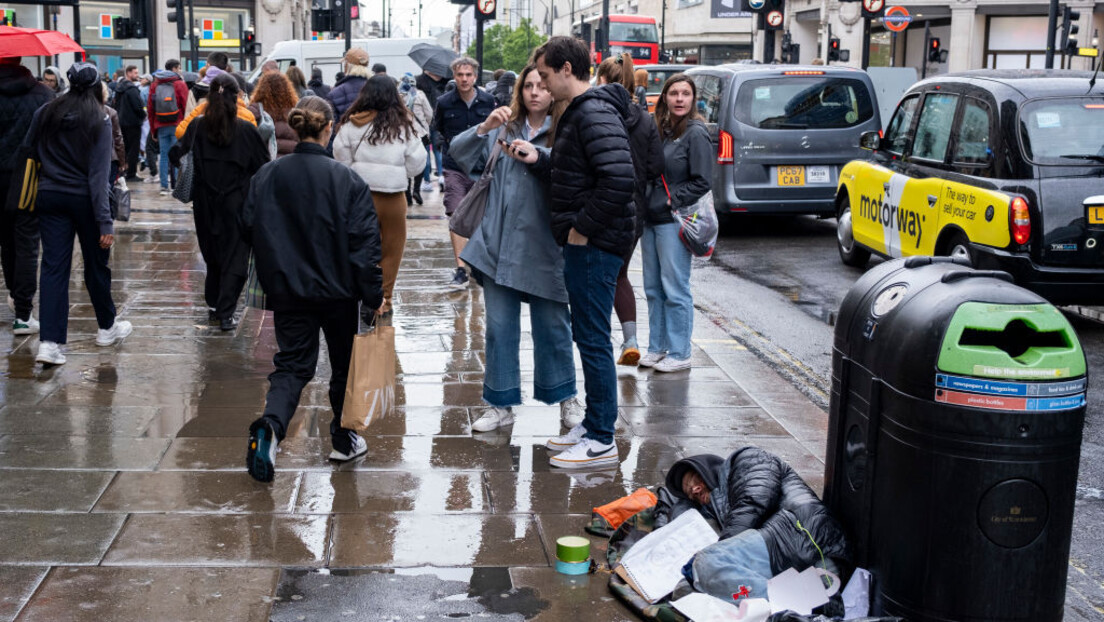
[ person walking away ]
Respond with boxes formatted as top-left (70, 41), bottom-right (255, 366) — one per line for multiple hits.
top-left (595, 54), bottom-right (664, 366)
top-left (639, 74), bottom-right (711, 373)
top-left (416, 70), bottom-right (448, 191)
top-left (175, 66), bottom-right (257, 141)
top-left (334, 75), bottom-right (426, 318)
top-left (148, 60), bottom-right (189, 195)
top-left (248, 72), bottom-right (299, 158)
top-left (31, 63), bottom-right (132, 366)
top-left (507, 37), bottom-right (636, 468)
top-left (634, 68), bottom-right (649, 108)
top-left (103, 83), bottom-right (127, 182)
top-left (241, 95), bottom-right (384, 482)
top-left (398, 72), bottom-right (432, 206)
top-left (307, 67), bottom-right (330, 99)
top-left (326, 48), bottom-right (371, 120)
top-left (170, 74), bottom-right (270, 331)
top-left (431, 56), bottom-right (496, 289)
top-left (115, 65), bottom-right (146, 182)
top-left (450, 64), bottom-right (584, 432)
top-left (286, 65), bottom-right (313, 99)
top-left (0, 56), bottom-right (53, 336)
top-left (491, 71), bottom-right (516, 107)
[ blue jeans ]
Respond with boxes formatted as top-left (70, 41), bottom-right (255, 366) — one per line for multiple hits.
top-left (423, 129), bottom-right (444, 181)
top-left (563, 243), bottom-right (622, 445)
top-left (692, 530), bottom-right (773, 601)
top-left (157, 125), bottom-right (177, 189)
top-left (641, 222), bottom-right (693, 360)
top-left (481, 276), bottom-right (576, 407)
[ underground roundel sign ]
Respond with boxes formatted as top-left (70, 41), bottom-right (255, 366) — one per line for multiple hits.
top-left (478, 0), bottom-right (495, 16)
top-left (766, 10), bottom-right (783, 27)
top-left (882, 6), bottom-right (911, 32)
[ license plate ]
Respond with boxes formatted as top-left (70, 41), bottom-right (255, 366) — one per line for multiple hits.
top-left (778, 166), bottom-right (805, 186)
top-left (807, 166), bottom-right (830, 184)
top-left (1089, 206), bottom-right (1104, 224)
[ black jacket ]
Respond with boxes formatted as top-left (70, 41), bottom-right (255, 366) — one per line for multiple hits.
top-left (626, 102), bottom-right (664, 239)
top-left (326, 75), bottom-right (367, 120)
top-left (114, 79), bottom-right (146, 127)
top-left (532, 84), bottom-right (637, 257)
top-left (242, 142), bottom-right (383, 309)
top-left (431, 88), bottom-right (496, 173)
top-left (416, 72), bottom-right (447, 111)
top-left (0, 64), bottom-right (54, 174)
top-left (307, 79), bottom-right (331, 99)
top-left (647, 119), bottom-right (712, 225)
top-left (662, 447), bottom-right (851, 575)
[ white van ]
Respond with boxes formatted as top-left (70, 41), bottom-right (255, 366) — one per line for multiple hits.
top-left (249, 38), bottom-right (436, 85)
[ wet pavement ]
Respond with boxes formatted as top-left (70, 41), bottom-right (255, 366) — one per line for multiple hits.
top-left (0, 181), bottom-right (829, 621)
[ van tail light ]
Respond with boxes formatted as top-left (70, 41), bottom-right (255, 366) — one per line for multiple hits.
top-left (1010, 197), bottom-right (1031, 245)
top-left (718, 130), bottom-right (734, 165)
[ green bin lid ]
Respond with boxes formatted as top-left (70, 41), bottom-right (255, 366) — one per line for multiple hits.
top-left (937, 303), bottom-right (1085, 380)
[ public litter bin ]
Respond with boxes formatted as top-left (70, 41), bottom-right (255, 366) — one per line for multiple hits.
top-left (824, 256), bottom-right (1086, 622)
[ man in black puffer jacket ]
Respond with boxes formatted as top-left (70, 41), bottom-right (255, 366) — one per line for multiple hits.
top-left (0, 57), bottom-right (54, 336)
top-left (114, 65), bottom-right (146, 181)
top-left (660, 447), bottom-right (851, 600)
top-left (516, 36), bottom-right (635, 470)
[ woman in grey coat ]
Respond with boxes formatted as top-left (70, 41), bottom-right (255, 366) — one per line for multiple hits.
top-left (450, 64), bottom-right (584, 433)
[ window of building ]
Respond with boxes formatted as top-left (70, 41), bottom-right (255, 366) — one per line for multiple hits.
top-left (667, 45), bottom-right (700, 64)
top-left (700, 44), bottom-right (750, 65)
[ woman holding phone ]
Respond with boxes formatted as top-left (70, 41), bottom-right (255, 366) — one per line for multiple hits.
top-left (448, 64), bottom-right (584, 433)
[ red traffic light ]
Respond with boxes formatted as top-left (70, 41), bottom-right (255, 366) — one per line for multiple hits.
top-left (930, 37), bottom-right (941, 50)
top-left (830, 38), bottom-right (840, 50)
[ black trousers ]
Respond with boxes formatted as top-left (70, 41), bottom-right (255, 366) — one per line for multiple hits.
top-left (261, 300), bottom-right (359, 453)
top-left (193, 202), bottom-right (249, 319)
top-left (0, 178), bottom-right (41, 321)
top-left (122, 124), bottom-right (141, 179)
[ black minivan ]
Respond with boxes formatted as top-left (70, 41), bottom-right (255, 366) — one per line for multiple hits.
top-left (685, 64), bottom-right (881, 216)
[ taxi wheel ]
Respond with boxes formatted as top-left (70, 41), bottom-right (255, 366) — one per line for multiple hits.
top-left (837, 200), bottom-right (870, 267)
top-left (944, 232), bottom-right (975, 267)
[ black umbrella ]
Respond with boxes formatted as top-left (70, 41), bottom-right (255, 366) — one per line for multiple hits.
top-left (408, 43), bottom-right (459, 79)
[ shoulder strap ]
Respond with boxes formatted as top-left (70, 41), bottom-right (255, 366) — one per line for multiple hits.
top-left (482, 133), bottom-right (504, 176)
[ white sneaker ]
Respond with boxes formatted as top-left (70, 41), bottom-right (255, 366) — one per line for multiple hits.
top-left (559, 397), bottom-right (585, 428)
top-left (546, 423), bottom-right (587, 451)
top-left (329, 434), bottom-right (368, 461)
top-left (35, 341), bottom-right (66, 366)
top-left (421, 181), bottom-right (435, 192)
top-left (638, 351), bottom-right (667, 368)
top-left (12, 316), bottom-right (39, 335)
top-left (549, 437), bottom-right (619, 469)
top-left (145, 176), bottom-right (159, 184)
top-left (96, 320), bottom-right (133, 346)
top-left (472, 406), bottom-right (514, 432)
top-left (653, 356), bottom-right (691, 373)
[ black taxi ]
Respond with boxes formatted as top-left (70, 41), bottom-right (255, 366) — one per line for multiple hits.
top-left (835, 69), bottom-right (1104, 304)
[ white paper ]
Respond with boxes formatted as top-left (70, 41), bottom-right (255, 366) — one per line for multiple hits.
top-left (842, 568), bottom-right (872, 619)
top-left (617, 509), bottom-right (719, 603)
top-left (671, 593), bottom-right (746, 622)
top-left (767, 567), bottom-right (838, 615)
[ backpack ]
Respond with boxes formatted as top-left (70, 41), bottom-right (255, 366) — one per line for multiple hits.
top-left (253, 102), bottom-right (278, 160)
top-left (153, 80), bottom-right (180, 122)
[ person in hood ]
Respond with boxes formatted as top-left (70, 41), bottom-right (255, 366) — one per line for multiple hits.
top-left (506, 36), bottom-right (636, 469)
top-left (398, 72), bottom-right (432, 206)
top-left (170, 74), bottom-right (270, 331)
top-left (307, 67), bottom-right (330, 99)
top-left (29, 63), bottom-right (132, 366)
top-left (241, 95), bottom-right (384, 483)
top-left (0, 57), bottom-right (54, 337)
top-left (660, 447), bottom-right (850, 601)
top-left (334, 75), bottom-right (425, 318)
top-left (326, 47), bottom-right (371, 119)
top-left (595, 53), bottom-right (664, 368)
top-left (491, 70), bottom-right (516, 107)
top-left (115, 65), bottom-right (146, 181)
top-left (41, 66), bottom-right (67, 94)
top-left (148, 60), bottom-right (190, 195)
top-left (639, 74), bottom-right (710, 374)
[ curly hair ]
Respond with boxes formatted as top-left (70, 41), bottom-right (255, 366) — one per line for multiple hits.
top-left (251, 72), bottom-right (299, 121)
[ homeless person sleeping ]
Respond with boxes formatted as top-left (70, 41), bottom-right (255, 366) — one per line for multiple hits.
top-left (658, 447), bottom-right (851, 602)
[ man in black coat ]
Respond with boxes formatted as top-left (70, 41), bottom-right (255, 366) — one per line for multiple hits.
top-left (115, 65), bottom-right (146, 181)
top-left (509, 36), bottom-right (636, 469)
top-left (0, 56), bottom-right (54, 336)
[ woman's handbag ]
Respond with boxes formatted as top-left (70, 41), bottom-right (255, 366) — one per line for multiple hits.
top-left (673, 190), bottom-right (719, 258)
top-left (243, 253), bottom-right (270, 310)
top-left (110, 177), bottom-right (131, 221)
top-left (448, 139), bottom-right (504, 239)
top-left (6, 145), bottom-right (40, 213)
top-left (172, 150), bottom-right (195, 203)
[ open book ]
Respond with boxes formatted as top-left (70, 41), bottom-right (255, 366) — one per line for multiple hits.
top-left (615, 509), bottom-right (719, 603)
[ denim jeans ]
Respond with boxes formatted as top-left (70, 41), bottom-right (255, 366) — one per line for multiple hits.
top-left (563, 243), bottom-right (622, 445)
top-left (481, 276), bottom-right (576, 407)
top-left (157, 125), bottom-right (177, 189)
top-left (423, 129), bottom-right (443, 181)
top-left (692, 530), bottom-right (773, 601)
top-left (641, 222), bottom-right (694, 360)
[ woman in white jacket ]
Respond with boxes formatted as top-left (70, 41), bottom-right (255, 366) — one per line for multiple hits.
top-left (335, 75), bottom-right (427, 317)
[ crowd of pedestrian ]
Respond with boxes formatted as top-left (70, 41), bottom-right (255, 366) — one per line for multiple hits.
top-left (1, 36), bottom-right (710, 481)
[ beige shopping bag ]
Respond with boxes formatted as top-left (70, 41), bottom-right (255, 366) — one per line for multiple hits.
top-left (340, 326), bottom-right (397, 433)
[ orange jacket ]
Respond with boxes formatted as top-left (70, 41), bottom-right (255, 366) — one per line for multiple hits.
top-left (175, 98), bottom-right (256, 140)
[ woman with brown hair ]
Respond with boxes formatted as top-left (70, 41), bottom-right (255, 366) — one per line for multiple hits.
top-left (639, 74), bottom-right (711, 373)
top-left (249, 72), bottom-right (299, 157)
top-left (633, 68), bottom-right (649, 107)
top-left (285, 65), bottom-right (313, 98)
top-left (595, 53), bottom-right (664, 367)
top-left (447, 64), bottom-right (584, 433)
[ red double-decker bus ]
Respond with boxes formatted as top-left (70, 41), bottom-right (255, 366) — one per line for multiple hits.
top-left (579, 14), bottom-right (659, 66)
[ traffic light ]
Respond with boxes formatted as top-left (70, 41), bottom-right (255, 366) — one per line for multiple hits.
top-left (166, 0), bottom-right (185, 40)
top-left (928, 37), bottom-right (942, 63)
top-left (128, 0), bottom-right (147, 38)
top-left (828, 37), bottom-right (840, 62)
top-left (1061, 6), bottom-right (1081, 55)
top-left (113, 16), bottom-right (131, 39)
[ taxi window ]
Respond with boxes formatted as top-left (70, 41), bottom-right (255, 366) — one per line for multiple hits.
top-left (953, 98), bottom-right (992, 165)
top-left (734, 76), bottom-right (875, 129)
top-left (693, 75), bottom-right (724, 124)
top-left (1019, 97), bottom-right (1104, 165)
top-left (883, 94), bottom-right (919, 155)
top-left (912, 93), bottom-right (959, 162)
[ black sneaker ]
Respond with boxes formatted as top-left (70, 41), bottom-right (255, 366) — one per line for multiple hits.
top-left (247, 419), bottom-right (278, 483)
top-left (219, 317), bottom-right (238, 332)
top-left (208, 309), bottom-right (218, 324)
top-left (448, 267), bottom-right (469, 290)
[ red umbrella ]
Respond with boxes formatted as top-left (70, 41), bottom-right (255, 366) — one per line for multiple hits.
top-left (0, 25), bottom-right (85, 59)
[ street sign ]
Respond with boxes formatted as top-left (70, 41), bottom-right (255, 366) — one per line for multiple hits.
top-left (477, 0), bottom-right (495, 17)
top-left (883, 5), bottom-right (910, 32)
top-left (748, 0), bottom-right (764, 9)
top-left (766, 10), bottom-right (783, 28)
top-left (861, 0), bottom-right (884, 18)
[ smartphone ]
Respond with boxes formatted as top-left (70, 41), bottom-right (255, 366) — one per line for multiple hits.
top-left (497, 138), bottom-right (529, 157)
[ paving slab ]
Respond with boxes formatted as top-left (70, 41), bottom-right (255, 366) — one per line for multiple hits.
top-left (0, 514), bottom-right (125, 565)
top-left (0, 567), bottom-right (47, 622)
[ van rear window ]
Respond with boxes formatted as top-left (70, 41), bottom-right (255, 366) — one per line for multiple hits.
top-left (735, 77), bottom-right (874, 130)
top-left (1019, 97), bottom-right (1104, 165)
